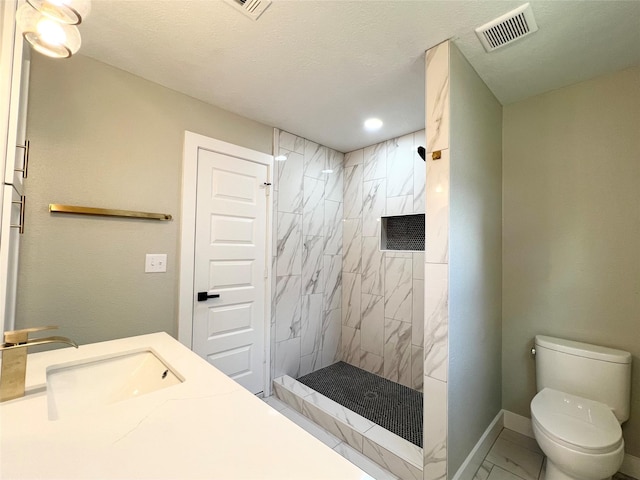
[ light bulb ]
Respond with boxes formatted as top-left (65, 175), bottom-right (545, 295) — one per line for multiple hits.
top-left (27, 0), bottom-right (91, 25)
top-left (16, 3), bottom-right (82, 59)
top-left (36, 17), bottom-right (66, 45)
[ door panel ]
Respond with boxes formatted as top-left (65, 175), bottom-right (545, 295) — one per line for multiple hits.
top-left (192, 149), bottom-right (267, 394)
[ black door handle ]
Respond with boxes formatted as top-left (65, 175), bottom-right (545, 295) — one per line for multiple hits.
top-left (197, 292), bottom-right (220, 302)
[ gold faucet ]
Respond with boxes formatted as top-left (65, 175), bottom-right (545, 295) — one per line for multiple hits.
top-left (0, 326), bottom-right (78, 402)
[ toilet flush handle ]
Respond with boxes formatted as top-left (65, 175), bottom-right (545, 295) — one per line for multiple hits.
top-left (531, 347), bottom-right (536, 356)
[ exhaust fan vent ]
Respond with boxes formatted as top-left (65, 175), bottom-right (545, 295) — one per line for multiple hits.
top-left (223, 0), bottom-right (272, 20)
top-left (475, 3), bottom-right (538, 52)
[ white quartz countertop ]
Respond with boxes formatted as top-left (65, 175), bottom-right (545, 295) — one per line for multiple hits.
top-left (0, 332), bottom-right (370, 479)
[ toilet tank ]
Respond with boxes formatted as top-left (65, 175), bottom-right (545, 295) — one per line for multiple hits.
top-left (535, 335), bottom-right (632, 423)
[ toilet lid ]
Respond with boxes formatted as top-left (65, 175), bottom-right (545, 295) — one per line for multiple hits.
top-left (531, 388), bottom-right (622, 452)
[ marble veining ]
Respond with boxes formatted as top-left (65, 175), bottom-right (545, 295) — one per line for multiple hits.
top-left (275, 275), bottom-right (302, 342)
top-left (302, 400), bottom-right (365, 451)
top-left (361, 236), bottom-right (385, 296)
top-left (473, 460), bottom-right (493, 480)
top-left (363, 439), bottom-right (422, 480)
top-left (342, 272), bottom-right (362, 329)
top-left (321, 309), bottom-right (342, 367)
top-left (344, 165), bottom-right (363, 219)
top-left (324, 255), bottom-right (342, 312)
top-left (279, 406), bottom-right (343, 449)
top-left (423, 263), bottom-right (448, 382)
top-left (342, 326), bottom-right (361, 367)
top-left (386, 252), bottom-right (412, 259)
top-left (425, 148), bottom-right (449, 264)
top-left (383, 318), bottom-right (411, 386)
top-left (276, 212), bottom-right (302, 276)
top-left (303, 176), bottom-right (325, 237)
top-left (411, 279), bottom-right (424, 347)
top-left (386, 134), bottom-right (414, 198)
top-left (363, 425), bottom-right (423, 469)
top-left (341, 130), bottom-right (425, 390)
top-left (344, 148), bottom-right (364, 167)
top-left (343, 219), bottom-right (362, 273)
top-left (325, 150), bottom-right (344, 202)
top-left (360, 351), bottom-right (384, 375)
top-left (386, 195), bottom-right (414, 217)
top-left (279, 130), bottom-right (304, 154)
top-left (302, 235), bottom-right (324, 295)
top-left (363, 179), bottom-right (386, 237)
top-left (485, 437), bottom-right (543, 480)
top-left (324, 200), bottom-right (343, 255)
top-left (300, 350), bottom-right (323, 377)
top-left (273, 375), bottom-right (315, 412)
top-left (306, 391), bottom-right (377, 433)
top-left (422, 376), bottom-right (447, 480)
top-left (277, 150), bottom-right (304, 214)
top-left (275, 336), bottom-right (301, 378)
top-left (274, 129), bottom-right (343, 392)
top-left (304, 140), bottom-right (327, 180)
top-left (410, 346), bottom-right (423, 391)
top-left (384, 257), bottom-right (412, 323)
top-left (360, 294), bottom-right (384, 356)
top-left (333, 442), bottom-right (400, 480)
top-left (364, 142), bottom-right (387, 181)
top-left (301, 294), bottom-right (323, 357)
top-left (425, 41), bottom-right (450, 154)
top-left (412, 253), bottom-right (424, 280)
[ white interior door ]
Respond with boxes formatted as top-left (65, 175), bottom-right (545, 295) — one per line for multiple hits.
top-left (192, 149), bottom-right (268, 394)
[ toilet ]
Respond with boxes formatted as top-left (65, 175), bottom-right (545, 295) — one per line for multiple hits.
top-left (531, 335), bottom-right (632, 480)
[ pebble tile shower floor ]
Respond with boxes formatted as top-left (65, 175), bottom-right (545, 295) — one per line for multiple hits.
top-left (297, 361), bottom-right (423, 447)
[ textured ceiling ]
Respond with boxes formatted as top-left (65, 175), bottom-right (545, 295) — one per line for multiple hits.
top-left (79, 1), bottom-right (640, 152)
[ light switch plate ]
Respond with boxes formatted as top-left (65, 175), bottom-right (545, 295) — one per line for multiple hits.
top-left (145, 254), bottom-right (167, 273)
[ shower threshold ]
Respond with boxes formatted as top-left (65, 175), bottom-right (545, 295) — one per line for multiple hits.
top-left (273, 363), bottom-right (422, 480)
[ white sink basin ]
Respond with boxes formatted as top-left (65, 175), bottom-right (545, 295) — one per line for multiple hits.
top-left (46, 349), bottom-right (183, 420)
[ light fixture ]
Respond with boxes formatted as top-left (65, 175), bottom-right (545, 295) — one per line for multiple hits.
top-left (27, 0), bottom-right (91, 25)
top-left (364, 118), bottom-right (383, 131)
top-left (321, 169), bottom-right (334, 174)
top-left (16, 4), bottom-right (81, 58)
top-left (274, 154), bottom-right (287, 161)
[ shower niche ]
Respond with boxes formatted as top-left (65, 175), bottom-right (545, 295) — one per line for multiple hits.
top-left (380, 213), bottom-right (425, 251)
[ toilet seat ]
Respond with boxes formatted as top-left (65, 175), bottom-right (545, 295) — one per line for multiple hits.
top-left (531, 388), bottom-right (622, 454)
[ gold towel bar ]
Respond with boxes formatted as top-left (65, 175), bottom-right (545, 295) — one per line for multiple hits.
top-left (49, 204), bottom-right (172, 221)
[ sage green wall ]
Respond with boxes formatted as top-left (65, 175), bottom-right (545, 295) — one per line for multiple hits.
top-left (448, 44), bottom-right (503, 475)
top-left (503, 66), bottom-right (640, 457)
top-left (17, 54), bottom-right (273, 346)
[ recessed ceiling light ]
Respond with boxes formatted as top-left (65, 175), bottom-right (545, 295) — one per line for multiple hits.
top-left (364, 118), bottom-right (383, 131)
top-left (321, 169), bottom-right (334, 174)
top-left (274, 154), bottom-right (287, 161)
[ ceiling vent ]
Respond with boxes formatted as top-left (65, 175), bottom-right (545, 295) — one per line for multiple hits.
top-left (475, 3), bottom-right (538, 52)
top-left (223, 0), bottom-right (272, 20)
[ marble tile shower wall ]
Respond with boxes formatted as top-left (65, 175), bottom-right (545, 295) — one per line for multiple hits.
top-left (272, 130), bottom-right (344, 380)
top-left (341, 130), bottom-right (426, 391)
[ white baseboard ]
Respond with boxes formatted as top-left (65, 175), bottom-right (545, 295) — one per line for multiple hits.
top-left (502, 410), bottom-right (535, 438)
top-left (621, 453), bottom-right (640, 477)
top-left (451, 410), bottom-right (504, 480)
top-left (502, 410), bottom-right (640, 478)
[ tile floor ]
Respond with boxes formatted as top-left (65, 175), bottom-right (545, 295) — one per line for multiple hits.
top-left (264, 395), bottom-right (638, 480)
top-left (473, 429), bottom-right (545, 480)
top-left (473, 428), bottom-right (637, 480)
